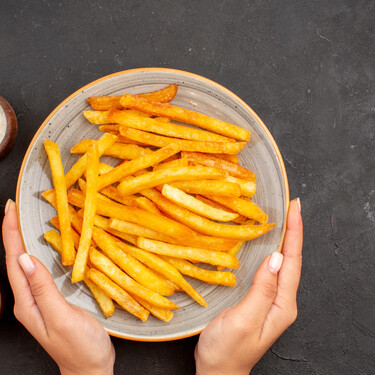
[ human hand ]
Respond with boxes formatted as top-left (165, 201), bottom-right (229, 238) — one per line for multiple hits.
top-left (195, 198), bottom-right (303, 375)
top-left (2, 200), bottom-right (115, 375)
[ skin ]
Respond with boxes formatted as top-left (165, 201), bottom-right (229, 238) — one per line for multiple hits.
top-left (2, 201), bottom-right (115, 375)
top-left (195, 199), bottom-right (303, 374)
top-left (2, 199), bottom-right (302, 374)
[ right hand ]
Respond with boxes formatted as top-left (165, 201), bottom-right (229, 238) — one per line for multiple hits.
top-left (195, 199), bottom-right (303, 374)
top-left (3, 200), bottom-right (115, 375)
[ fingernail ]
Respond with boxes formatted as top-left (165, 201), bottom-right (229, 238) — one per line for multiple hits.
top-left (18, 254), bottom-right (35, 276)
top-left (5, 199), bottom-right (14, 215)
top-left (296, 197), bottom-right (301, 212)
top-left (268, 252), bottom-right (283, 274)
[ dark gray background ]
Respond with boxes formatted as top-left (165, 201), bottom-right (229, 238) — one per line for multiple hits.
top-left (0, 1), bottom-right (374, 374)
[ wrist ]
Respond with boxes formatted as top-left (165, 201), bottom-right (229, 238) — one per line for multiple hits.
top-left (60, 365), bottom-right (114, 375)
top-left (196, 371), bottom-right (250, 375)
top-left (196, 364), bottom-right (252, 375)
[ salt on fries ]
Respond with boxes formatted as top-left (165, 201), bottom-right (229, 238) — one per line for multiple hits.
top-left (41, 83), bottom-right (276, 322)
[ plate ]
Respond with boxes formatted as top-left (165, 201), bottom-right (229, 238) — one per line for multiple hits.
top-left (16, 68), bottom-right (289, 341)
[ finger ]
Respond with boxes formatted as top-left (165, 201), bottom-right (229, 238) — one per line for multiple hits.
top-left (275, 198), bottom-right (303, 307)
top-left (260, 199), bottom-right (303, 341)
top-left (2, 200), bottom-right (48, 338)
top-left (234, 251), bottom-right (283, 328)
top-left (18, 253), bottom-right (71, 326)
top-left (2, 200), bottom-right (34, 305)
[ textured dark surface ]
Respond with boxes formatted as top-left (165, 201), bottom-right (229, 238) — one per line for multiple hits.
top-left (0, 1), bottom-right (374, 374)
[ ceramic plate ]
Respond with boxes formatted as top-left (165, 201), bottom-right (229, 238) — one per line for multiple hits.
top-left (16, 68), bottom-right (289, 341)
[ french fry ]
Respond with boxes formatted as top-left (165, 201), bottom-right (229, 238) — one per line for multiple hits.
top-left (71, 140), bottom-right (153, 160)
top-left (108, 218), bottom-right (173, 242)
top-left (72, 143), bottom-right (98, 283)
top-left (91, 226), bottom-right (175, 296)
top-left (49, 217), bottom-right (81, 250)
top-left (80, 211), bottom-right (138, 246)
top-left (107, 216), bottom-right (237, 252)
top-left (152, 271), bottom-right (183, 293)
top-left (134, 83), bottom-right (178, 103)
top-left (43, 230), bottom-right (114, 318)
top-left (98, 143), bottom-right (152, 160)
top-left (92, 184), bottom-right (135, 206)
top-left (84, 109), bottom-right (150, 121)
top-left (162, 256), bottom-right (236, 287)
top-left (81, 183), bottom-right (236, 253)
top-left (153, 157), bottom-right (188, 172)
top-left (113, 239), bottom-right (206, 306)
top-left (98, 162), bottom-right (115, 175)
top-left (89, 248), bottom-right (178, 309)
top-left (182, 151), bottom-right (256, 181)
top-left (131, 295), bottom-right (174, 322)
top-left (204, 195), bottom-right (268, 224)
top-left (113, 137), bottom-right (146, 146)
top-left (137, 238), bottom-right (239, 269)
top-left (87, 84), bottom-right (178, 110)
top-left (98, 124), bottom-right (120, 133)
top-left (177, 234), bottom-right (238, 252)
top-left (108, 109), bottom-right (234, 143)
top-left (223, 175), bottom-right (256, 197)
top-left (119, 126), bottom-right (246, 154)
top-left (119, 94), bottom-right (250, 141)
top-left (43, 230), bottom-right (67, 256)
top-left (212, 153), bottom-right (239, 164)
top-left (78, 179), bottom-right (115, 208)
top-left (83, 169), bottom-right (115, 183)
top-left (153, 154), bottom-right (179, 164)
top-left (168, 180), bottom-right (241, 197)
top-left (85, 110), bottom-right (171, 126)
top-left (224, 219), bottom-right (255, 263)
top-left (83, 110), bottom-right (109, 124)
top-left (154, 117), bottom-right (171, 123)
top-left (44, 140), bottom-right (75, 266)
top-left (69, 189), bottom-right (196, 241)
top-left (87, 268), bottom-right (149, 321)
top-left (69, 188), bottom-right (196, 242)
top-left (98, 124), bottom-right (147, 141)
top-left (130, 196), bottom-right (161, 215)
top-left (161, 184), bottom-right (239, 222)
top-left (84, 277), bottom-right (115, 318)
top-left (141, 188), bottom-right (275, 240)
top-left (97, 182), bottom-right (162, 215)
top-left (117, 165), bottom-right (226, 196)
top-left (65, 133), bottom-right (117, 189)
top-left (43, 189), bottom-right (98, 248)
top-left (229, 240), bottom-right (246, 257)
top-left (195, 195), bottom-right (248, 224)
top-left (97, 143), bottom-right (181, 190)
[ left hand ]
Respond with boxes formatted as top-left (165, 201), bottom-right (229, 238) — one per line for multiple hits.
top-left (3, 200), bottom-right (115, 375)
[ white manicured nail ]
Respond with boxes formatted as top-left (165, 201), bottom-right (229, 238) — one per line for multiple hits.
top-left (18, 254), bottom-right (35, 276)
top-left (4, 199), bottom-right (13, 215)
top-left (268, 252), bottom-right (283, 274)
top-left (296, 197), bottom-right (301, 212)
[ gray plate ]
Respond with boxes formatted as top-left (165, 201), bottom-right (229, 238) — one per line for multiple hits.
top-left (16, 68), bottom-right (289, 341)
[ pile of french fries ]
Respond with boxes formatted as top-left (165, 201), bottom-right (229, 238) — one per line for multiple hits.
top-left (42, 83), bottom-right (276, 323)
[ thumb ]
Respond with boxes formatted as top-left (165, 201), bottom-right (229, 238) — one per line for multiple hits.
top-left (235, 252), bottom-right (283, 326)
top-left (18, 253), bottom-right (70, 320)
